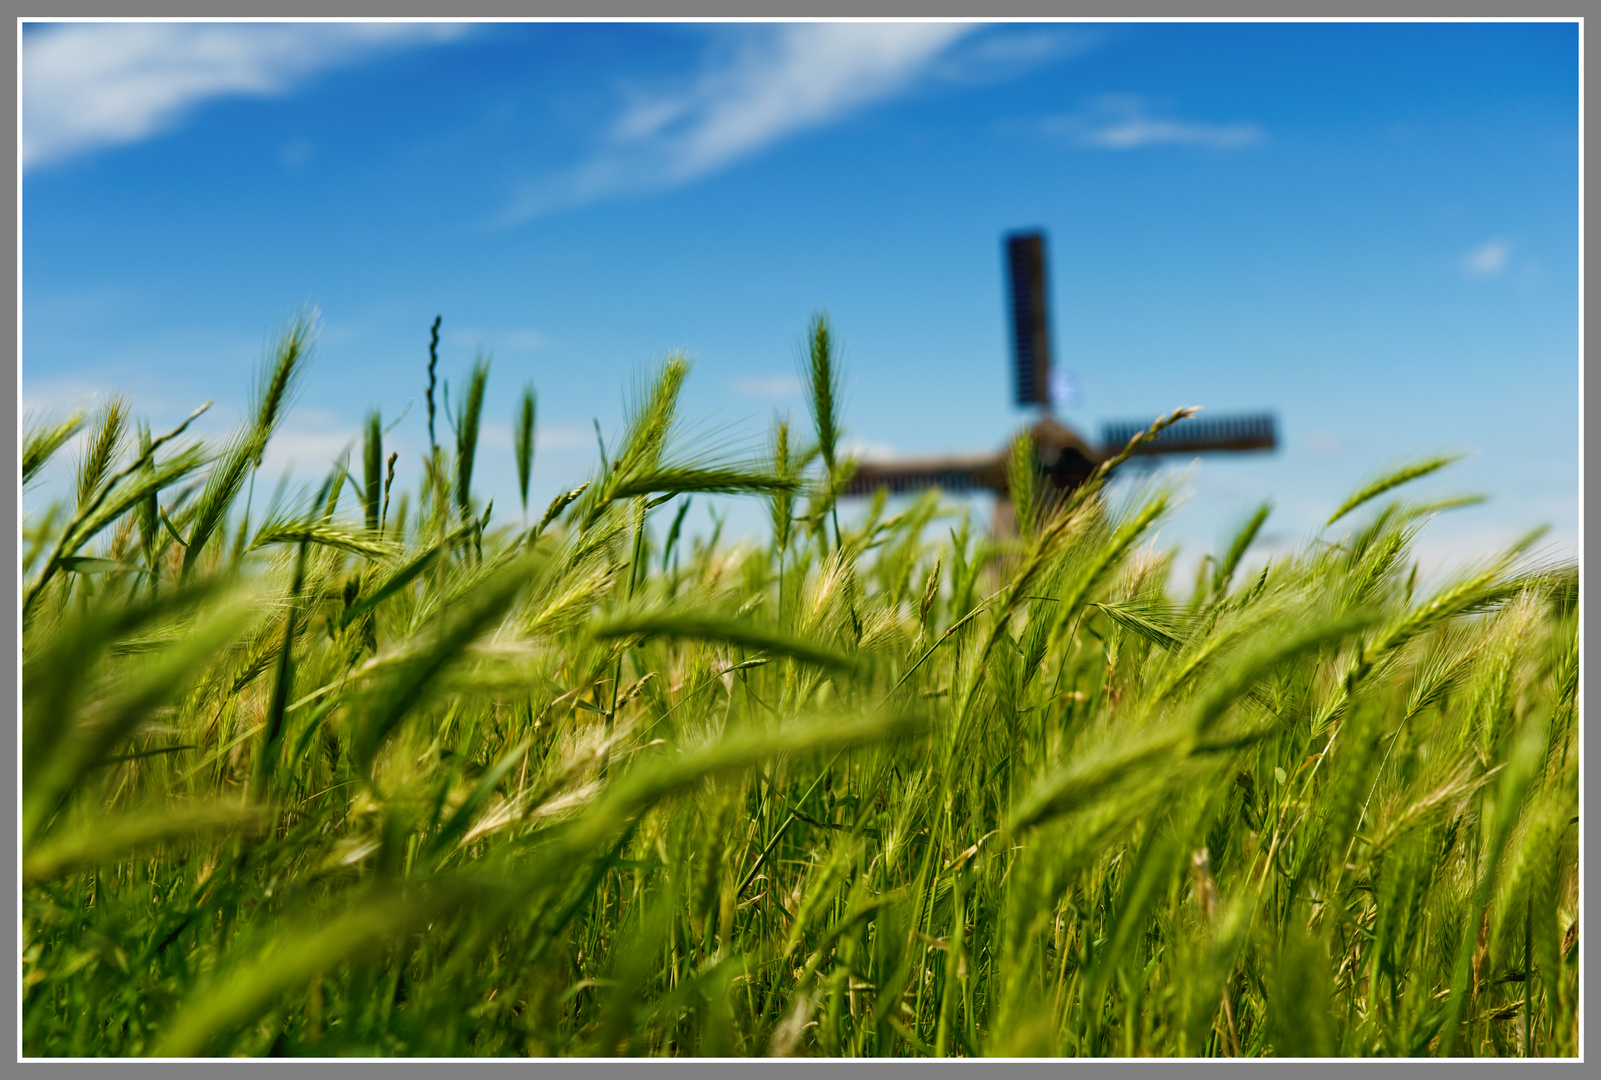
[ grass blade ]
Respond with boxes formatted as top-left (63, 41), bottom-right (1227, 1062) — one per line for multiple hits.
top-left (1326, 453), bottom-right (1466, 528)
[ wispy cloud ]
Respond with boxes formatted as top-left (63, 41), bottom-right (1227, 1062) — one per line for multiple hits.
top-left (839, 436), bottom-right (897, 460)
top-left (22, 22), bottom-right (467, 169)
top-left (537, 424), bottom-right (603, 452)
top-left (445, 325), bottom-right (548, 353)
top-left (732, 374), bottom-right (803, 398)
top-left (498, 23), bottom-right (977, 224)
top-left (1304, 430), bottom-right (1346, 457)
top-left (1462, 239), bottom-right (1509, 276)
top-left (1038, 95), bottom-right (1263, 151)
top-left (259, 415), bottom-right (361, 477)
top-left (930, 26), bottom-right (1097, 85)
top-left (499, 329), bottom-right (548, 351)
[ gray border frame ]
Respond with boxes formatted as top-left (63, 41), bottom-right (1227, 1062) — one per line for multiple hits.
top-left (9, 5), bottom-right (1590, 1077)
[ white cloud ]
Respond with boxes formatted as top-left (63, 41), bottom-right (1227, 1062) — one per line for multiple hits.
top-left (23, 21), bottom-right (467, 169)
top-left (257, 407), bottom-right (360, 477)
top-left (932, 27), bottom-right (1097, 86)
top-left (499, 330), bottom-right (548, 351)
top-left (499, 23), bottom-right (976, 223)
top-left (445, 325), bottom-right (547, 353)
top-left (536, 424), bottom-right (601, 451)
top-left (619, 23), bottom-right (974, 179)
top-left (733, 374), bottom-right (803, 398)
top-left (839, 436), bottom-right (898, 460)
top-left (1462, 239), bottom-right (1509, 276)
top-left (279, 137), bottom-right (314, 168)
top-left (24, 375), bottom-right (121, 415)
top-left (1041, 95), bottom-right (1263, 151)
top-left (260, 427), bottom-right (360, 476)
top-left (476, 420), bottom-right (514, 451)
top-left (1304, 430), bottom-right (1345, 457)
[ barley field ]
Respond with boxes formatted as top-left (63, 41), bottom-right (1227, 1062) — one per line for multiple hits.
top-left (20, 315), bottom-right (1578, 1057)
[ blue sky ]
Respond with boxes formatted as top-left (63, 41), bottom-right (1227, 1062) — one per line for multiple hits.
top-left (21, 20), bottom-right (1580, 576)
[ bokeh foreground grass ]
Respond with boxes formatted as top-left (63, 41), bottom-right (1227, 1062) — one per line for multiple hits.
top-left (21, 314), bottom-right (1578, 1057)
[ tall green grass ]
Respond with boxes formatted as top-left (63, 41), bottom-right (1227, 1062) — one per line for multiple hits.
top-left (21, 315), bottom-right (1578, 1058)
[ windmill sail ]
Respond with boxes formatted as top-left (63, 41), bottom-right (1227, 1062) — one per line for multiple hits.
top-left (1101, 413), bottom-right (1277, 457)
top-left (841, 228), bottom-right (1279, 517)
top-left (1006, 231), bottom-right (1053, 408)
top-left (843, 452), bottom-right (1006, 497)
top-left (842, 418), bottom-right (1100, 498)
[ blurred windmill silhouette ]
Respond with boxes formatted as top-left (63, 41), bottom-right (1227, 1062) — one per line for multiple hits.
top-left (844, 229), bottom-right (1277, 522)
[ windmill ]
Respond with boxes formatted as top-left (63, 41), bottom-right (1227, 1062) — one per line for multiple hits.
top-left (843, 229), bottom-right (1277, 518)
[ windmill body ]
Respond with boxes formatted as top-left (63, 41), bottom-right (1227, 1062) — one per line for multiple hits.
top-left (843, 230), bottom-right (1277, 511)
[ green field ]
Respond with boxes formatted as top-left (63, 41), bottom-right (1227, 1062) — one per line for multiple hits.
top-left (21, 315), bottom-right (1578, 1057)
